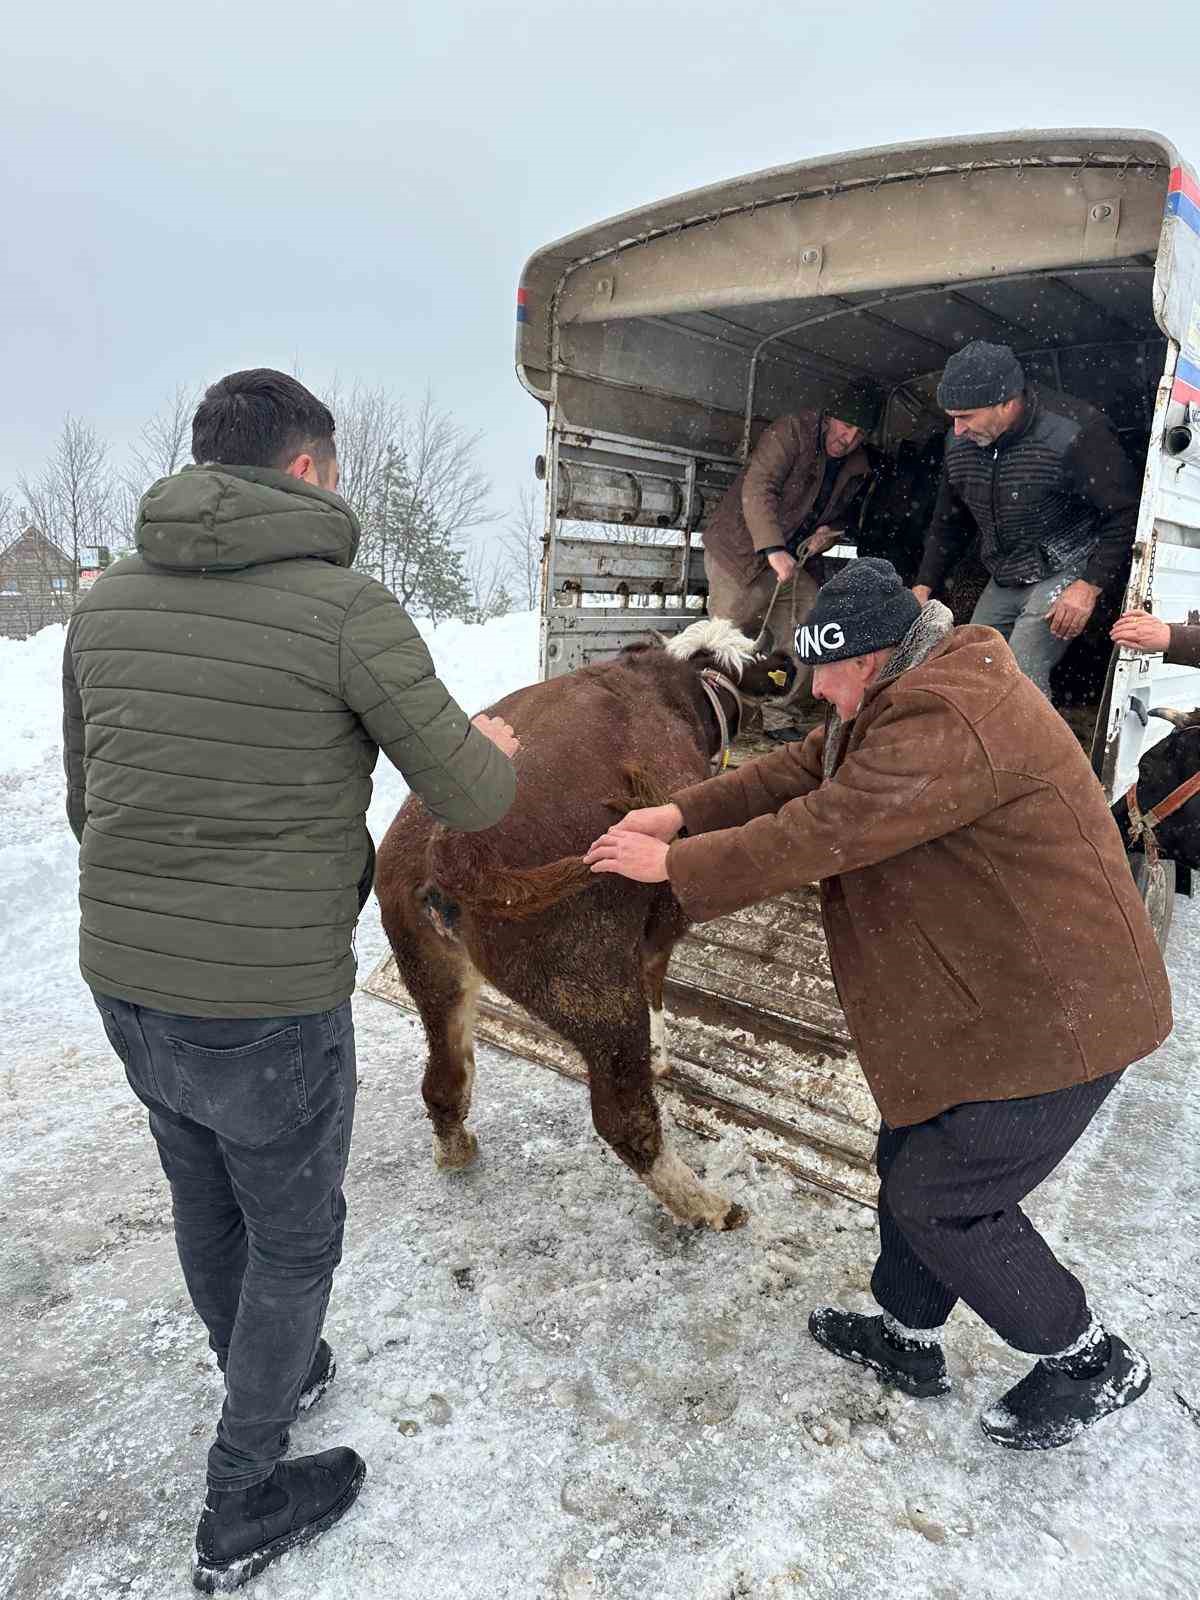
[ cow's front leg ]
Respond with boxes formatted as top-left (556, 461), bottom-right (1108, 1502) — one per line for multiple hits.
top-left (586, 1014), bottom-right (746, 1231)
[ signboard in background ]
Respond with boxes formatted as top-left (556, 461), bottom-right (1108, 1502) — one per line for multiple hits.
top-left (76, 545), bottom-right (112, 592)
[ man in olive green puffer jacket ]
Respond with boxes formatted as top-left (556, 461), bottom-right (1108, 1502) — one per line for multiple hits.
top-left (62, 369), bottom-right (517, 1591)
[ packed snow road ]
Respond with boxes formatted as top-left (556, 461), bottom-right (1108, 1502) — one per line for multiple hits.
top-left (1, 618), bottom-right (1198, 1600)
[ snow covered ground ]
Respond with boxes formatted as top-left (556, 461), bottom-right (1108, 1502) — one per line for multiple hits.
top-left (2, 614), bottom-right (1198, 1600)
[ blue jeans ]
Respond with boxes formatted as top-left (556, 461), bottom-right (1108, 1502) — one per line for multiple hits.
top-left (92, 993), bottom-right (357, 1489)
top-left (970, 570), bottom-right (1083, 697)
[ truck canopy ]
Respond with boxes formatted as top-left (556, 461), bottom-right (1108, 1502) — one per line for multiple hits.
top-left (518, 128), bottom-right (1178, 466)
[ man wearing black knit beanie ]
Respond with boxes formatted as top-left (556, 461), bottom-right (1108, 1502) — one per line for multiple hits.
top-left (913, 341), bottom-right (1140, 697)
top-left (587, 556), bottom-right (1169, 1452)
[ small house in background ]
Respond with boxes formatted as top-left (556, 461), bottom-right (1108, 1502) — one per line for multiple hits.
top-left (0, 527), bottom-right (110, 639)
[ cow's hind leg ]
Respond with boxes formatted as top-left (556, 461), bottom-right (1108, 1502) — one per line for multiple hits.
top-left (642, 888), bottom-right (687, 1080)
top-left (387, 910), bottom-right (482, 1171)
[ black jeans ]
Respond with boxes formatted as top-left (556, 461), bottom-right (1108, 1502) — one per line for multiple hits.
top-left (93, 993), bottom-right (357, 1489)
top-left (870, 1072), bottom-right (1122, 1355)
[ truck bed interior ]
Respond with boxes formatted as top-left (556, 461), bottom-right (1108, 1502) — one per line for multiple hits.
top-left (525, 137), bottom-right (1180, 753)
top-left (553, 253), bottom-right (1167, 741)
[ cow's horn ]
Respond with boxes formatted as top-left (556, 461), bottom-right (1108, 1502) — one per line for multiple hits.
top-left (1148, 706), bottom-right (1193, 727)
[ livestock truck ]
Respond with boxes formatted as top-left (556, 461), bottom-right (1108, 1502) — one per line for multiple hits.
top-left (370, 129), bottom-right (1200, 1205)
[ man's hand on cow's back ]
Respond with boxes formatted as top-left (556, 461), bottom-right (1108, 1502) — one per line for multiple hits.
top-left (609, 804), bottom-right (683, 843)
top-left (472, 714), bottom-right (520, 757)
top-left (584, 830), bottom-right (671, 883)
top-left (767, 550), bottom-right (798, 584)
top-left (1045, 579), bottom-right (1101, 641)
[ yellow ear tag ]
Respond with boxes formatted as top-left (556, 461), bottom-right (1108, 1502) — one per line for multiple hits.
top-left (721, 748), bottom-right (732, 771)
top-left (767, 669), bottom-right (787, 687)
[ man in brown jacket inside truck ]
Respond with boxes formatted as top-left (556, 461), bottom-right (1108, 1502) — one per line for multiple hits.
top-left (702, 388), bottom-right (878, 736)
top-left (588, 557), bottom-right (1172, 1451)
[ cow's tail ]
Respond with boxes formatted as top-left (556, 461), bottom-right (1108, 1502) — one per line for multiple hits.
top-left (420, 762), bottom-right (676, 925)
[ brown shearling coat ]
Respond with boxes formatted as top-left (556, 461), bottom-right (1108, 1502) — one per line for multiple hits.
top-left (1166, 623), bottom-right (1200, 667)
top-left (702, 410), bottom-right (872, 586)
top-left (666, 627), bottom-right (1172, 1127)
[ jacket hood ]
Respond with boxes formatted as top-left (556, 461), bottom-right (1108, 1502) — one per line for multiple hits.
top-left (135, 464), bottom-right (361, 572)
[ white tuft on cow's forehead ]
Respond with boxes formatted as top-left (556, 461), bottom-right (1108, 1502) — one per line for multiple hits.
top-left (665, 618), bottom-right (757, 679)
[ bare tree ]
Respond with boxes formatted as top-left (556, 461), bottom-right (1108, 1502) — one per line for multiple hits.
top-left (463, 539), bottom-right (512, 622)
top-left (354, 390), bottom-right (493, 620)
top-left (0, 491), bottom-right (19, 549)
top-left (498, 487), bottom-right (543, 610)
top-left (401, 388), bottom-right (493, 545)
top-left (320, 378), bottom-right (404, 524)
top-left (107, 478), bottom-right (143, 553)
top-left (105, 385), bottom-right (202, 549)
top-left (19, 417), bottom-right (116, 611)
top-left (130, 384), bottom-right (197, 486)
top-left (585, 519), bottom-right (683, 547)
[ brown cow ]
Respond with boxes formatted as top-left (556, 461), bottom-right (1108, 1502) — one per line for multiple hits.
top-left (374, 619), bottom-right (795, 1231)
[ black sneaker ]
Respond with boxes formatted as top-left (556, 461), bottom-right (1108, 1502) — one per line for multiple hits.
top-left (980, 1334), bottom-right (1151, 1450)
top-left (192, 1447), bottom-right (366, 1593)
top-left (808, 1307), bottom-right (951, 1398)
top-left (298, 1340), bottom-right (336, 1414)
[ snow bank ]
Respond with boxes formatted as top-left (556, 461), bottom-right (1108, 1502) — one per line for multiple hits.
top-left (0, 623), bottom-right (69, 777)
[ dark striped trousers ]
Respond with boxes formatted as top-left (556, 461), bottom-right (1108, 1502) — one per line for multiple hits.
top-left (870, 1071), bottom-right (1123, 1355)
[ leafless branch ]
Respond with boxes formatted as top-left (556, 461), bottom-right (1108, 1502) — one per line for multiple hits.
top-left (463, 538), bottom-right (512, 621)
top-left (18, 416), bottom-right (116, 608)
top-left (498, 486), bottom-right (543, 610)
top-left (130, 384), bottom-right (198, 488)
top-left (321, 378), bottom-right (405, 525)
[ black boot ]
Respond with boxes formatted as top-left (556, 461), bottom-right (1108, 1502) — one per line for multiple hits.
top-left (192, 1447), bottom-right (366, 1593)
top-left (808, 1307), bottom-right (951, 1398)
top-left (981, 1331), bottom-right (1151, 1450)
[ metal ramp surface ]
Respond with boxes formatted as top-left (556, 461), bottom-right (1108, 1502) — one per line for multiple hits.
top-left (363, 878), bottom-right (881, 1209)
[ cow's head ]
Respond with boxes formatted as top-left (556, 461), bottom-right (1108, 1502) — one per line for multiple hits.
top-left (1119, 706), bottom-right (1200, 868)
top-left (662, 617), bottom-right (797, 699)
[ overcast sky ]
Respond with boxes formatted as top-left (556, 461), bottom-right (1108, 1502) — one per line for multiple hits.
top-left (3, 0), bottom-right (1194, 537)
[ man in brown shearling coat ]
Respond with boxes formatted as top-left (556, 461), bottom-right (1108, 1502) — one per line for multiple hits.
top-left (701, 389), bottom-right (877, 734)
top-left (587, 557), bottom-right (1171, 1451)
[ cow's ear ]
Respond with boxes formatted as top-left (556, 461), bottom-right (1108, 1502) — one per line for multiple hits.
top-left (741, 651), bottom-right (797, 698)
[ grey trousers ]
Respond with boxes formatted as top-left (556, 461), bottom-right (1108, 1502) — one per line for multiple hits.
top-left (970, 570), bottom-right (1083, 697)
top-left (705, 557), bottom-right (820, 720)
top-left (94, 993), bottom-right (357, 1489)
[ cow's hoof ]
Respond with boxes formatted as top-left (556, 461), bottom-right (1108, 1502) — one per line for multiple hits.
top-left (718, 1201), bottom-right (750, 1231)
top-left (434, 1129), bottom-right (479, 1171)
